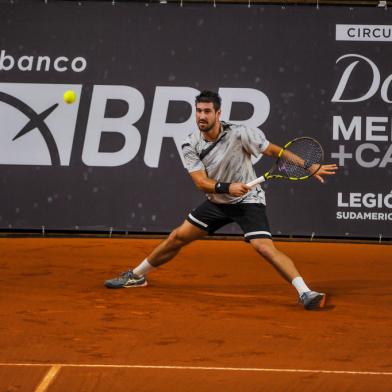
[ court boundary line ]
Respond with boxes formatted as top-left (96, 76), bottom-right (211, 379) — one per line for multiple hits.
top-left (34, 365), bottom-right (61, 392)
top-left (0, 362), bottom-right (391, 376)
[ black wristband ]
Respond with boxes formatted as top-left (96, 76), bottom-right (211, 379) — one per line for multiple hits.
top-left (215, 182), bottom-right (231, 194)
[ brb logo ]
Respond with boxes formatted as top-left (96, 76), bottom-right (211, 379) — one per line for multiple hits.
top-left (0, 83), bottom-right (82, 165)
top-left (0, 84), bottom-right (270, 167)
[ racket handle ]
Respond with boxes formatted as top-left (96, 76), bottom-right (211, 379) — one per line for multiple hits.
top-left (247, 176), bottom-right (266, 187)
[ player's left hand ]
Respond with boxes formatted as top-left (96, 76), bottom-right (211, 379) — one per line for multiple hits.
top-left (313, 164), bottom-right (338, 184)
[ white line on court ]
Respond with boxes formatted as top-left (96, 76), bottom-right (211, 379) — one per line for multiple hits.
top-left (0, 362), bottom-right (391, 376)
top-left (34, 365), bottom-right (61, 392)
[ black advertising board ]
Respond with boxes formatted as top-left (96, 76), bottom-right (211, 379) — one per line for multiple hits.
top-left (0, 2), bottom-right (391, 239)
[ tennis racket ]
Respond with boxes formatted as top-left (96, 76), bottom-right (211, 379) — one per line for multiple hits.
top-left (247, 137), bottom-right (324, 187)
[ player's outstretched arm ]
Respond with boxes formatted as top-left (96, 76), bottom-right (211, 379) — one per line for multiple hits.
top-left (264, 141), bottom-right (338, 184)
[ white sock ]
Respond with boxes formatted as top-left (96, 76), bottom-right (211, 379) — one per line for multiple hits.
top-left (291, 277), bottom-right (311, 296)
top-left (133, 259), bottom-right (155, 277)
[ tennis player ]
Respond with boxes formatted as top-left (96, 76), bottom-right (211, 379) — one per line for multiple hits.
top-left (105, 90), bottom-right (337, 310)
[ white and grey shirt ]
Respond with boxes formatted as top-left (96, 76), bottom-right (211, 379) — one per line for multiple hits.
top-left (181, 121), bottom-right (270, 205)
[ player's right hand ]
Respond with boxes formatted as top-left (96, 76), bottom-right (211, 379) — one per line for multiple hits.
top-left (229, 183), bottom-right (251, 197)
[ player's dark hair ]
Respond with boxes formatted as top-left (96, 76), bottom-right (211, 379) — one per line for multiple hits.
top-left (195, 90), bottom-right (222, 111)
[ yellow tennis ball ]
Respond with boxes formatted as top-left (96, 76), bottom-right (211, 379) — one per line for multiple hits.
top-left (63, 90), bottom-right (76, 104)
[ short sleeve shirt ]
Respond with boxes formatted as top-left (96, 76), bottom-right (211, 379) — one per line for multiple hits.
top-left (181, 121), bottom-right (270, 205)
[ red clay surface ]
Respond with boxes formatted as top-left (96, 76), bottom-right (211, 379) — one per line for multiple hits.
top-left (0, 238), bottom-right (391, 391)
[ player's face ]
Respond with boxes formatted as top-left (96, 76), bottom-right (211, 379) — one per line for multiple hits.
top-left (196, 102), bottom-right (220, 133)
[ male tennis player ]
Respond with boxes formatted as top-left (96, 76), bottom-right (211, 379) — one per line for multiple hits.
top-left (105, 91), bottom-right (337, 310)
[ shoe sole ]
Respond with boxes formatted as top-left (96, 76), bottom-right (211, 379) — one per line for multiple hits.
top-left (123, 281), bottom-right (148, 288)
top-left (104, 281), bottom-right (148, 289)
top-left (304, 293), bottom-right (326, 310)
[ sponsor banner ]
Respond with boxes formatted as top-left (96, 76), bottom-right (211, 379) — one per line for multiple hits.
top-left (0, 2), bottom-right (391, 238)
top-left (336, 24), bottom-right (392, 42)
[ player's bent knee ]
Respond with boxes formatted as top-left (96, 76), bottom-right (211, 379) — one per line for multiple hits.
top-left (167, 229), bottom-right (191, 249)
top-left (252, 242), bottom-right (276, 260)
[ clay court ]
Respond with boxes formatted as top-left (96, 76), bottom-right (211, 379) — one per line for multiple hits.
top-left (0, 237), bottom-right (391, 391)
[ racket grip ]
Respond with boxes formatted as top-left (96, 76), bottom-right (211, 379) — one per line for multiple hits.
top-left (246, 176), bottom-right (266, 187)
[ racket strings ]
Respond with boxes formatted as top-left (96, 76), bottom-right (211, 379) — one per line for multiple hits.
top-left (276, 138), bottom-right (323, 178)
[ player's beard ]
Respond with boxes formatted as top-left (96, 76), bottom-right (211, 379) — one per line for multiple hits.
top-left (198, 118), bottom-right (217, 133)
